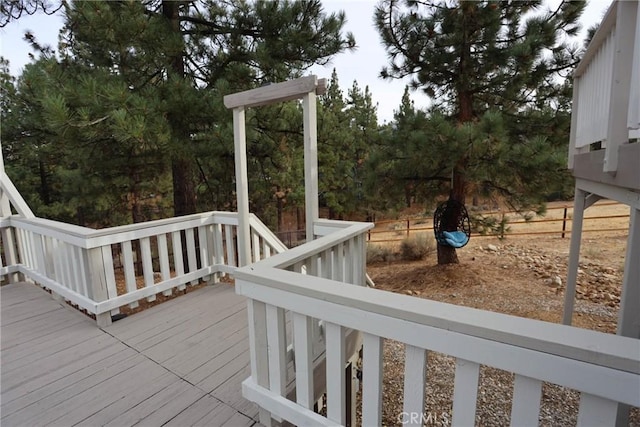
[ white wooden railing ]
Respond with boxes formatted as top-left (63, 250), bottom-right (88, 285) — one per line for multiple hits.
top-left (570, 0), bottom-right (640, 171)
top-left (235, 220), bottom-right (373, 426)
top-left (1, 210), bottom-right (286, 326)
top-left (235, 228), bottom-right (640, 427)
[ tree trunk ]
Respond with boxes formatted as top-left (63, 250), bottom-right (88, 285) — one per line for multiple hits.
top-left (172, 157), bottom-right (196, 216)
top-left (437, 5), bottom-right (473, 266)
top-left (38, 160), bottom-right (50, 204)
top-left (436, 162), bottom-right (466, 265)
top-left (404, 183), bottom-right (412, 208)
top-left (437, 242), bottom-right (459, 264)
top-left (163, 0), bottom-right (196, 217)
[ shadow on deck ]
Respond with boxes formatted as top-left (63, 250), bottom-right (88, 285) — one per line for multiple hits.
top-left (1, 282), bottom-right (260, 426)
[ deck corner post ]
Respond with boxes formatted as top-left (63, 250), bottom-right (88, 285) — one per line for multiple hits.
top-left (1, 227), bottom-right (20, 283)
top-left (86, 247), bottom-right (112, 327)
top-left (247, 299), bottom-right (272, 425)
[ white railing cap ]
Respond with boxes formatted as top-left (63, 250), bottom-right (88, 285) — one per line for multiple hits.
top-left (248, 221), bottom-right (373, 269)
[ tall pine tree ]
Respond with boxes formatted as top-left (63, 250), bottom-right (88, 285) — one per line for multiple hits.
top-left (375, 0), bottom-right (584, 264)
top-left (4, 0), bottom-right (355, 224)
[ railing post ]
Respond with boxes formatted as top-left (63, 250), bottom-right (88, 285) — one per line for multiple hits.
top-left (561, 207), bottom-right (568, 238)
top-left (247, 298), bottom-right (272, 426)
top-left (1, 226), bottom-right (20, 283)
top-left (233, 107), bottom-right (252, 267)
top-left (86, 247), bottom-right (112, 327)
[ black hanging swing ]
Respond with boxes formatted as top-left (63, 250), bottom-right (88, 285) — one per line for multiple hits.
top-left (433, 196), bottom-right (471, 249)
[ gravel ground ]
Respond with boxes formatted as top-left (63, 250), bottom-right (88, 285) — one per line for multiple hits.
top-left (357, 341), bottom-right (626, 426)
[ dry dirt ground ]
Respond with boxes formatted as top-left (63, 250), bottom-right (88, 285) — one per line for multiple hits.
top-left (363, 201), bottom-right (638, 426)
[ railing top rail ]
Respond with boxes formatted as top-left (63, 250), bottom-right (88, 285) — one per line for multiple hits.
top-left (249, 214), bottom-right (288, 254)
top-left (314, 218), bottom-right (365, 229)
top-left (83, 211), bottom-right (238, 239)
top-left (9, 211), bottom-right (239, 248)
top-left (251, 221), bottom-right (373, 269)
top-left (574, 1), bottom-right (618, 77)
top-left (235, 266), bottom-right (639, 375)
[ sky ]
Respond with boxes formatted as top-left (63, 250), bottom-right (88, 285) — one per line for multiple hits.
top-left (0, 0), bottom-right (613, 124)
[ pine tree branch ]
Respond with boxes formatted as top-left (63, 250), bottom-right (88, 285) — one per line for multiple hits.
top-left (179, 15), bottom-right (261, 38)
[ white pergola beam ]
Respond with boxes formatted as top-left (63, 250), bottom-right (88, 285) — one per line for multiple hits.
top-left (224, 76), bottom-right (326, 109)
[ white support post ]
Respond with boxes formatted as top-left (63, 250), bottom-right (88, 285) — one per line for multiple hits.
top-left (1, 227), bottom-right (19, 283)
top-left (233, 107), bottom-right (252, 267)
top-left (618, 207), bottom-right (640, 338)
top-left (604, 1), bottom-right (637, 173)
top-left (247, 299), bottom-right (272, 426)
top-left (614, 207), bottom-right (638, 427)
top-left (1, 143), bottom-right (33, 283)
top-left (303, 91), bottom-right (319, 243)
top-left (563, 188), bottom-right (586, 325)
top-left (86, 247), bottom-right (112, 327)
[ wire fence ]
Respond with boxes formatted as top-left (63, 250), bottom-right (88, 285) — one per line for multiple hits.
top-left (275, 202), bottom-right (630, 246)
top-left (368, 202), bottom-right (629, 244)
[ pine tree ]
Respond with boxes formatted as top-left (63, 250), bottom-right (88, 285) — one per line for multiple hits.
top-left (318, 70), bottom-right (378, 219)
top-left (375, 0), bottom-right (584, 264)
top-left (5, 0), bottom-right (355, 224)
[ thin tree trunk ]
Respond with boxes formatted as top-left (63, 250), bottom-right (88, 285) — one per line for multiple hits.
top-left (163, 1), bottom-right (196, 217)
top-left (172, 157), bottom-right (196, 216)
top-left (38, 160), bottom-right (50, 204)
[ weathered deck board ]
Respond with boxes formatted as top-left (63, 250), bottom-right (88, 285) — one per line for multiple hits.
top-left (1, 282), bottom-right (260, 427)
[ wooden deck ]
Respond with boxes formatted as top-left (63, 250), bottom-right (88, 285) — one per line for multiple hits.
top-left (1, 281), bottom-right (260, 426)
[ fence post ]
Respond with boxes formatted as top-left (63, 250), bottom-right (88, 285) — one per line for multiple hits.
top-left (406, 219), bottom-right (410, 237)
top-left (561, 207), bottom-right (568, 238)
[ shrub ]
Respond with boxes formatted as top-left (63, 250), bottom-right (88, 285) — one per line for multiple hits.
top-left (400, 233), bottom-right (435, 261)
top-left (367, 244), bottom-right (395, 264)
